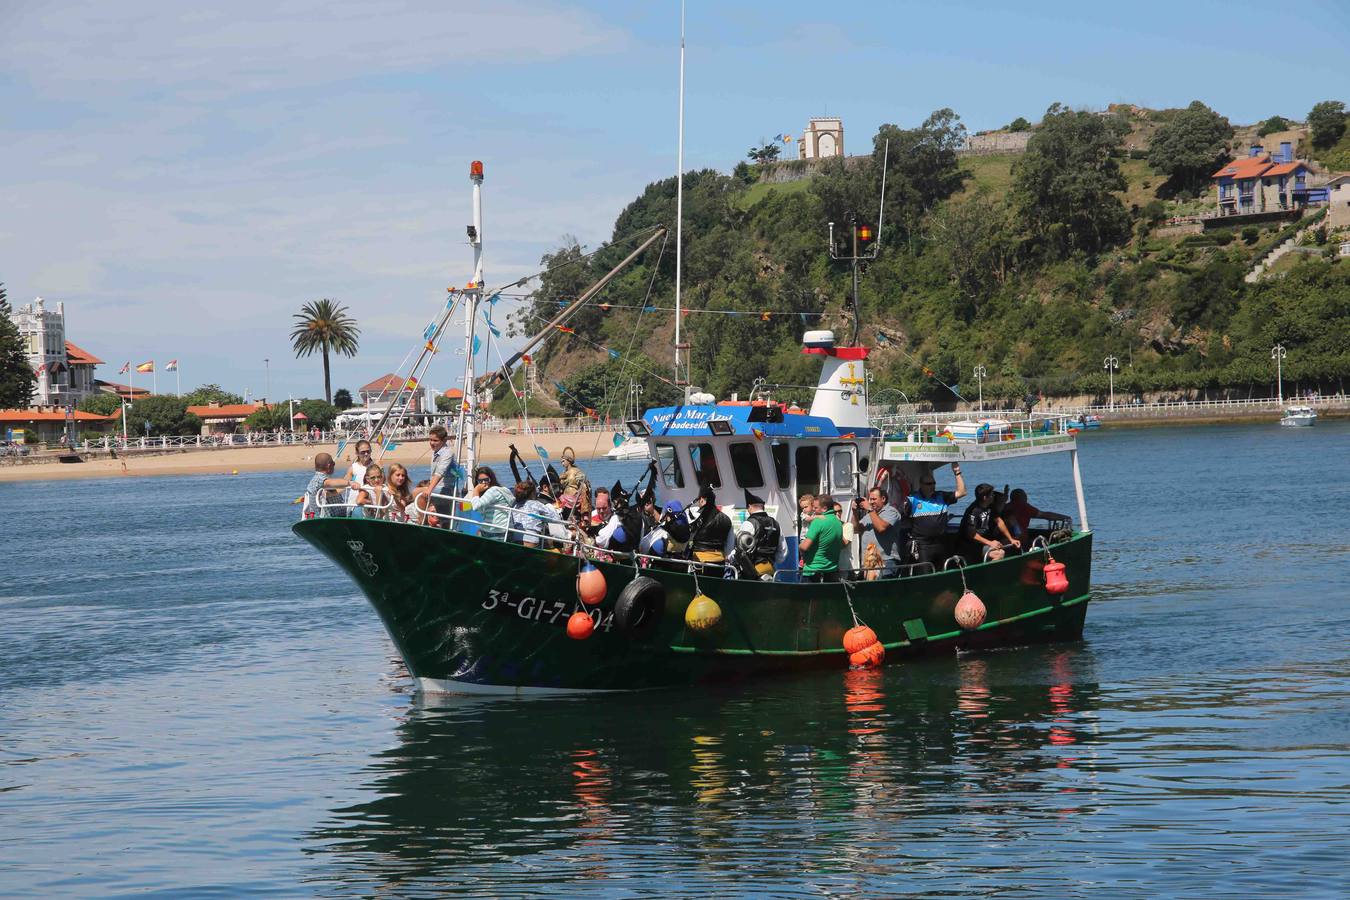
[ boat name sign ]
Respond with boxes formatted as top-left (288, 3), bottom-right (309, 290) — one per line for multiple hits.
top-left (483, 589), bottom-right (615, 632)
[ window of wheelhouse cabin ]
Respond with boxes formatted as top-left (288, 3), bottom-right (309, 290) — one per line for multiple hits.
top-left (728, 442), bottom-right (764, 488)
top-left (795, 445), bottom-right (821, 494)
top-left (655, 443), bottom-right (683, 488)
top-left (771, 441), bottom-right (790, 488)
top-left (689, 442), bottom-right (721, 487)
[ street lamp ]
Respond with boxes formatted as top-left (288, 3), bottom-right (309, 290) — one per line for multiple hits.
top-left (973, 365), bottom-right (987, 413)
top-left (1103, 356), bottom-right (1120, 409)
top-left (1271, 344), bottom-right (1287, 405)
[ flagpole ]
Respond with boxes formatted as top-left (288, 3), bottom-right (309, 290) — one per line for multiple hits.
top-left (176, 365), bottom-right (180, 397)
top-left (152, 366), bottom-right (157, 395)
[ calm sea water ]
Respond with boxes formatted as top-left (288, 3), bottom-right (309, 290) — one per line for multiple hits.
top-left (2, 423), bottom-right (1348, 898)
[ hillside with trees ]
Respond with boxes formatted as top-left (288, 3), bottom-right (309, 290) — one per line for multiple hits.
top-left (506, 100), bottom-right (1349, 416)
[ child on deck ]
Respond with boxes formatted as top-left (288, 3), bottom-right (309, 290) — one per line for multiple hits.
top-left (305, 452), bottom-right (358, 518)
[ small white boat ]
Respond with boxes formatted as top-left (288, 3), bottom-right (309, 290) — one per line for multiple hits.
top-left (605, 434), bottom-right (650, 459)
top-left (1280, 406), bottom-right (1317, 427)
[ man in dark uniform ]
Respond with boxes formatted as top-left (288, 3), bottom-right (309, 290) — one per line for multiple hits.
top-left (734, 489), bottom-right (782, 580)
top-left (904, 463), bottom-right (967, 566)
top-left (687, 484), bottom-right (733, 575)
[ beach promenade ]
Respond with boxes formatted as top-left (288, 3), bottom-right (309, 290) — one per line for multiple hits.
top-left (0, 430), bottom-right (615, 483)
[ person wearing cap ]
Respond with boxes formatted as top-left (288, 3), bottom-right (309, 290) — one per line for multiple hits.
top-left (798, 495), bottom-right (844, 582)
top-left (687, 485), bottom-right (734, 573)
top-left (958, 482), bottom-right (1020, 564)
top-left (904, 463), bottom-right (967, 566)
top-left (734, 489), bottom-right (783, 580)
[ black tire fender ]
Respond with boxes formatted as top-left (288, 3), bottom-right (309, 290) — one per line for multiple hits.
top-left (613, 576), bottom-right (665, 640)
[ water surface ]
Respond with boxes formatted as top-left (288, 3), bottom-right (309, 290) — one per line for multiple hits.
top-left (2, 423), bottom-right (1347, 896)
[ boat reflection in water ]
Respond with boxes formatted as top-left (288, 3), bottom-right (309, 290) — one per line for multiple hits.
top-left (303, 646), bottom-right (1103, 893)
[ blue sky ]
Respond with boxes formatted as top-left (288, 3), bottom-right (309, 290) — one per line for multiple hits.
top-left (2, 0), bottom-right (1347, 401)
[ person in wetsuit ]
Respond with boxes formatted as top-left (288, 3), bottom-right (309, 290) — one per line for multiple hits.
top-left (734, 489), bottom-right (783, 580)
top-left (687, 484), bottom-right (734, 575)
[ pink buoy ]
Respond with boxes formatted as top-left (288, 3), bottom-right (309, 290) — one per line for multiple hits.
top-left (955, 591), bottom-right (987, 630)
top-left (576, 562), bottom-right (607, 606)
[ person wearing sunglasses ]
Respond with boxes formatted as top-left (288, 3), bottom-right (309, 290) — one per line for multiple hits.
top-left (343, 440), bottom-right (373, 510)
top-left (466, 466), bottom-right (513, 540)
top-left (904, 463), bottom-right (967, 567)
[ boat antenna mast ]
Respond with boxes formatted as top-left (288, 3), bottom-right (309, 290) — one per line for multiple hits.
top-left (455, 160), bottom-right (486, 476)
top-left (672, 0), bottom-right (690, 396)
top-left (827, 138), bottom-right (888, 347)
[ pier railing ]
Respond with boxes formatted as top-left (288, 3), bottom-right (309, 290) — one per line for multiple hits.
top-left (870, 394), bottom-right (1346, 428)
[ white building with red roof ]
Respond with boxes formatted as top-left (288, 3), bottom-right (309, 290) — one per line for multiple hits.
top-left (8, 297), bottom-right (104, 407)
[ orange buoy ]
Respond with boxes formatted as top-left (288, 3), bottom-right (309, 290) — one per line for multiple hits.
top-left (576, 562), bottom-right (607, 606)
top-left (849, 641), bottom-right (886, 669)
top-left (954, 591), bottom-right (987, 630)
top-left (566, 610), bottom-right (594, 640)
top-left (1044, 559), bottom-right (1069, 594)
top-left (842, 625), bottom-right (879, 655)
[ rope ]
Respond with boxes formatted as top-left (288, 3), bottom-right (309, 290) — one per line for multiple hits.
top-left (588, 230), bottom-right (670, 458)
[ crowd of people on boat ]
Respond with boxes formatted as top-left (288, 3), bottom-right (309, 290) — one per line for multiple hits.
top-left (303, 426), bottom-right (1066, 581)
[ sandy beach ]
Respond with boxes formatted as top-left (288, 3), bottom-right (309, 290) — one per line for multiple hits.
top-left (0, 430), bottom-right (622, 483)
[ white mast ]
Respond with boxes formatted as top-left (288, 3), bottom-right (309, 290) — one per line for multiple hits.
top-left (456, 160), bottom-right (485, 476)
top-left (673, 0), bottom-right (688, 394)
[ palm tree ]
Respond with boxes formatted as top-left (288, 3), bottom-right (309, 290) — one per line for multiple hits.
top-left (290, 299), bottom-right (360, 404)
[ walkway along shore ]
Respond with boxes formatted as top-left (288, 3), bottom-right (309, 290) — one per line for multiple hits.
top-left (0, 430), bottom-right (617, 484)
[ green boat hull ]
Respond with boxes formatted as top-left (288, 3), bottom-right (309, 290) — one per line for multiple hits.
top-left (293, 519), bottom-right (1092, 693)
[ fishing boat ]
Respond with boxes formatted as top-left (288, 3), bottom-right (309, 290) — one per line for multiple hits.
top-left (1280, 405), bottom-right (1316, 427)
top-left (293, 18), bottom-right (1094, 694)
top-left (1064, 414), bottom-right (1101, 430)
top-left (292, 162), bottom-right (1093, 693)
top-left (294, 318), bottom-right (1093, 693)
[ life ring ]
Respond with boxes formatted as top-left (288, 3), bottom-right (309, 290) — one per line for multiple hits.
top-left (613, 576), bottom-right (665, 640)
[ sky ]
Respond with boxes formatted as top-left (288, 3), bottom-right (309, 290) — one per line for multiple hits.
top-left (3, 0), bottom-right (1347, 402)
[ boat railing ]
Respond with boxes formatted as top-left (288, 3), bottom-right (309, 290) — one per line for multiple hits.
top-left (875, 412), bottom-right (1082, 445)
top-left (308, 488), bottom-right (397, 520)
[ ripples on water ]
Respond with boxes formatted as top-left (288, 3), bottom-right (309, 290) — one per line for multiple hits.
top-left (1, 423), bottom-right (1347, 897)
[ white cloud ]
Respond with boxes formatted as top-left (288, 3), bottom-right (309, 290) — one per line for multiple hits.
top-left (3, 0), bottom-right (630, 95)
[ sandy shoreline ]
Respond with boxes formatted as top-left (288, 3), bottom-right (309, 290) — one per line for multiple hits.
top-left (0, 430), bottom-right (622, 483)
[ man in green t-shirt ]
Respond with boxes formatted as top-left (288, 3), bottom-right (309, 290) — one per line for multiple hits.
top-left (799, 504), bottom-right (843, 583)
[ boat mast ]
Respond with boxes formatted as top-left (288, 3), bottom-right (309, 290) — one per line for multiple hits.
top-left (673, 0), bottom-right (689, 395)
top-left (456, 160), bottom-right (485, 475)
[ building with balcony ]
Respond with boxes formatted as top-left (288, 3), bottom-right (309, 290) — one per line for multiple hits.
top-left (1213, 142), bottom-right (1328, 217)
top-left (8, 297), bottom-right (104, 408)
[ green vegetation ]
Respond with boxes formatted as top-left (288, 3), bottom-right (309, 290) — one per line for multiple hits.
top-left (510, 103), bottom-right (1346, 410)
top-left (0, 282), bottom-right (37, 409)
top-left (290, 298), bottom-right (360, 404)
top-left (333, 388), bottom-right (353, 409)
top-left (1308, 100), bottom-right (1347, 149)
top-left (181, 383), bottom-right (243, 407)
top-left (124, 395), bottom-right (202, 437)
top-left (1006, 117), bottom-right (1031, 132)
top-left (1257, 115), bottom-right (1291, 137)
top-left (78, 392), bottom-right (123, 415)
top-left (245, 398), bottom-right (338, 431)
top-left (1147, 100), bottom-right (1233, 197)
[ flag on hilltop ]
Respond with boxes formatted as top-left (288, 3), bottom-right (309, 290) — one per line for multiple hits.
top-left (165, 360), bottom-right (178, 372)
top-left (136, 361), bottom-right (154, 373)
top-left (119, 362), bottom-right (130, 374)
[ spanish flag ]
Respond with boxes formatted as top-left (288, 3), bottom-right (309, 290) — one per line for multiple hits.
top-left (136, 361), bottom-right (154, 373)
top-left (522, 353), bottom-right (532, 364)
top-left (557, 325), bottom-right (574, 334)
top-left (405, 376), bottom-right (419, 391)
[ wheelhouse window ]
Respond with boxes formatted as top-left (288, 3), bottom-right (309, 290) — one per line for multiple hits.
top-left (655, 443), bottom-right (683, 488)
top-left (829, 446), bottom-right (855, 493)
top-left (689, 442), bottom-right (721, 488)
top-left (728, 442), bottom-right (764, 488)
top-left (771, 441), bottom-right (790, 489)
top-left (795, 445), bottom-right (821, 495)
